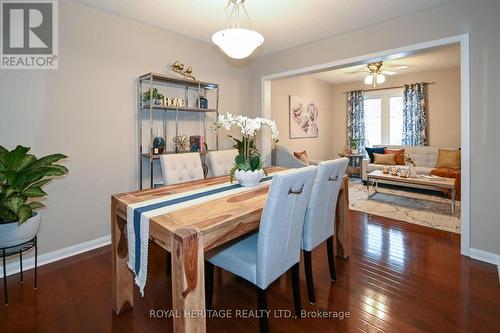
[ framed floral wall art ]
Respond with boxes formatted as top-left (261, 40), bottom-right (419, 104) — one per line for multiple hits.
top-left (289, 95), bottom-right (319, 138)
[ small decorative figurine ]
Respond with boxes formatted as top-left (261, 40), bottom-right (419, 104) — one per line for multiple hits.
top-left (173, 134), bottom-right (189, 152)
top-left (170, 61), bottom-right (196, 80)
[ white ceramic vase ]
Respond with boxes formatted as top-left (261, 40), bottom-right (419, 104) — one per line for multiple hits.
top-left (235, 169), bottom-right (265, 187)
top-left (0, 213), bottom-right (41, 248)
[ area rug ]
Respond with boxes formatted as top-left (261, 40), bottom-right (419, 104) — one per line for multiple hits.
top-left (349, 180), bottom-right (461, 233)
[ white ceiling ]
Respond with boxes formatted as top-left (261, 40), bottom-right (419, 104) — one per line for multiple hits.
top-left (311, 44), bottom-right (460, 84)
top-left (76, 0), bottom-right (458, 57)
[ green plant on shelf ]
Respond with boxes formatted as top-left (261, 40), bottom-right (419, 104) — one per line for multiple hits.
top-left (143, 88), bottom-right (164, 103)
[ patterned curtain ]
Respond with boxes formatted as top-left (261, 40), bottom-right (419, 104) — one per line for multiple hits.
top-left (346, 90), bottom-right (366, 153)
top-left (402, 83), bottom-right (428, 146)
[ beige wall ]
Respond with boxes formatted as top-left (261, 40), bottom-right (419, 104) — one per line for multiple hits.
top-left (0, 0), bottom-right (251, 264)
top-left (328, 67), bottom-right (461, 156)
top-left (271, 77), bottom-right (335, 160)
top-left (250, 0), bottom-right (500, 256)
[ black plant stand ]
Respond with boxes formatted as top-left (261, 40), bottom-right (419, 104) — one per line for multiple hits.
top-left (1, 236), bottom-right (37, 305)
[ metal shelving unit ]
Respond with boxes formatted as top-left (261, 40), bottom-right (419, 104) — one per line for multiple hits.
top-left (138, 73), bottom-right (219, 189)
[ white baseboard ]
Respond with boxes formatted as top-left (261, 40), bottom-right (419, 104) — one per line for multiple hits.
top-left (0, 235), bottom-right (111, 278)
top-left (469, 248), bottom-right (500, 266)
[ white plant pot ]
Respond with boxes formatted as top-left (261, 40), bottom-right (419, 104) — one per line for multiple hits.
top-left (235, 169), bottom-right (265, 187)
top-left (0, 213), bottom-right (41, 249)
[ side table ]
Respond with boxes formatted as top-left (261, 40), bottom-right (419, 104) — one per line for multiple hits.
top-left (338, 153), bottom-right (365, 178)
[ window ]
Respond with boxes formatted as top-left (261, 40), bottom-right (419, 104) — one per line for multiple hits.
top-left (363, 89), bottom-right (404, 146)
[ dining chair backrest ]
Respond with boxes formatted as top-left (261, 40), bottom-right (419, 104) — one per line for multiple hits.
top-left (256, 166), bottom-right (318, 289)
top-left (302, 158), bottom-right (349, 252)
top-left (208, 149), bottom-right (238, 177)
top-left (159, 152), bottom-right (204, 185)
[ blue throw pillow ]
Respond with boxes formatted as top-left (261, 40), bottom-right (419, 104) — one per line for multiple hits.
top-left (365, 147), bottom-right (386, 163)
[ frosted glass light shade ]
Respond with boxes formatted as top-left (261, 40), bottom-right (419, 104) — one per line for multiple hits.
top-left (212, 28), bottom-right (264, 59)
top-left (364, 75), bottom-right (374, 85)
top-left (376, 74), bottom-right (386, 84)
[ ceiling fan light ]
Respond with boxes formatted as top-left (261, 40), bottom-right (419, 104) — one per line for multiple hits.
top-left (376, 74), bottom-right (386, 84)
top-left (212, 28), bottom-right (264, 59)
top-left (364, 75), bottom-right (374, 85)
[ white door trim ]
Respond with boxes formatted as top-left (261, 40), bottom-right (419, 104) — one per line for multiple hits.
top-left (261, 34), bottom-right (471, 257)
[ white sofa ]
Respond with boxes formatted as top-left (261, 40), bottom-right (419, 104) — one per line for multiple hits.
top-left (361, 145), bottom-right (457, 181)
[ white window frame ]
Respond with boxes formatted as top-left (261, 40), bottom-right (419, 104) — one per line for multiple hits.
top-left (364, 88), bottom-right (404, 145)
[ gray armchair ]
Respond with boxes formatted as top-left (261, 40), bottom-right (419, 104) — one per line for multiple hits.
top-left (272, 145), bottom-right (322, 168)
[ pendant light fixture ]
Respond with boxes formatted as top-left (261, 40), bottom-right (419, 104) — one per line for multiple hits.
top-left (212, 0), bottom-right (264, 59)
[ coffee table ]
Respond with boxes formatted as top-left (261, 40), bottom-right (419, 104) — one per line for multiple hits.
top-left (366, 170), bottom-right (457, 214)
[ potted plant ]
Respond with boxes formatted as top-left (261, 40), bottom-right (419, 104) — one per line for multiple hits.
top-left (0, 146), bottom-right (68, 248)
top-left (349, 138), bottom-right (362, 154)
top-left (213, 113), bottom-right (279, 187)
top-left (143, 88), bottom-right (164, 106)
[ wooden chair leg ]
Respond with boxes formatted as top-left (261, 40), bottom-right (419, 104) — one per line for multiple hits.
top-left (205, 261), bottom-right (214, 310)
top-left (303, 250), bottom-right (315, 304)
top-left (326, 236), bottom-right (337, 281)
top-left (257, 287), bottom-right (269, 333)
top-left (291, 263), bottom-right (302, 318)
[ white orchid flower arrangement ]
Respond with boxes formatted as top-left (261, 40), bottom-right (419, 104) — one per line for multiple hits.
top-left (213, 113), bottom-right (279, 181)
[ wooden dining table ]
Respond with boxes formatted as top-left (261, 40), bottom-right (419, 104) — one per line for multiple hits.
top-left (111, 167), bottom-right (350, 333)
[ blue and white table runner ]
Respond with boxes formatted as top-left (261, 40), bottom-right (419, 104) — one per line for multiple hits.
top-left (126, 176), bottom-right (274, 296)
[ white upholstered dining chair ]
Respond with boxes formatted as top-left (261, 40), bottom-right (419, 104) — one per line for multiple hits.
top-left (301, 158), bottom-right (349, 304)
top-left (205, 166), bottom-right (318, 333)
top-left (159, 152), bottom-right (204, 185)
top-left (207, 149), bottom-right (238, 176)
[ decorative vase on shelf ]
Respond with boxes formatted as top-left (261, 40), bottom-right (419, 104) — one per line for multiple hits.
top-left (235, 169), bottom-right (265, 187)
top-left (152, 131), bottom-right (166, 155)
top-left (197, 96), bottom-right (208, 109)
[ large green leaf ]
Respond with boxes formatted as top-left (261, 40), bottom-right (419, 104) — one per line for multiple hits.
top-left (14, 165), bottom-right (68, 188)
top-left (3, 196), bottom-right (24, 214)
top-left (24, 153), bottom-right (68, 170)
top-left (23, 186), bottom-right (47, 198)
top-left (0, 207), bottom-right (16, 223)
top-left (5, 145), bottom-right (30, 171)
top-left (4, 185), bottom-right (18, 198)
top-left (29, 202), bottom-right (45, 210)
top-left (17, 204), bottom-right (32, 224)
top-left (27, 178), bottom-right (52, 189)
top-left (0, 145), bottom-right (8, 157)
top-left (0, 145), bottom-right (9, 167)
top-left (249, 155), bottom-right (262, 171)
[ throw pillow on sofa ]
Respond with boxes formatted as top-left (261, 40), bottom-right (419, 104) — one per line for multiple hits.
top-left (384, 148), bottom-right (405, 165)
top-left (365, 147), bottom-right (386, 163)
top-left (436, 149), bottom-right (461, 170)
top-left (294, 150), bottom-right (310, 165)
top-left (373, 153), bottom-right (396, 165)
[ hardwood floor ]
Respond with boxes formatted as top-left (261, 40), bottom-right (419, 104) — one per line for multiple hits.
top-left (1, 211), bottom-right (499, 333)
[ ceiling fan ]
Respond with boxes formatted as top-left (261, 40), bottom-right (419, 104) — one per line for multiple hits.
top-left (346, 61), bottom-right (409, 87)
